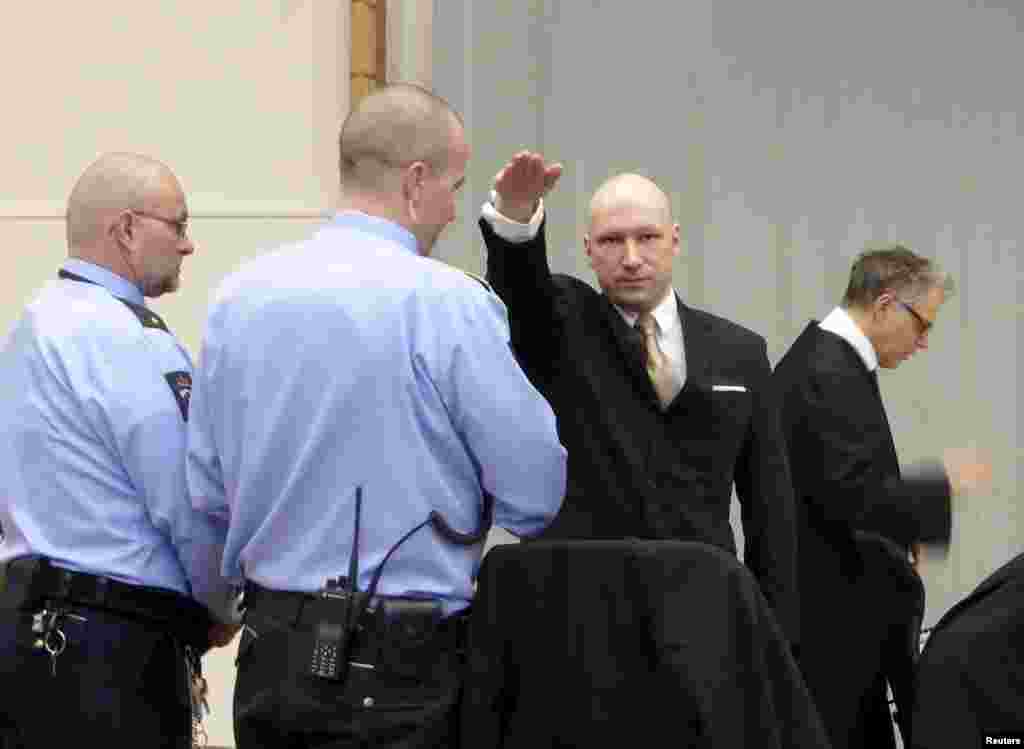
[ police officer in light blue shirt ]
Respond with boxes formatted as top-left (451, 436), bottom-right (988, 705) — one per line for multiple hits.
top-left (187, 84), bottom-right (567, 749)
top-left (0, 153), bottom-right (238, 749)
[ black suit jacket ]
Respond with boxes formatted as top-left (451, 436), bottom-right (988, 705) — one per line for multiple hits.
top-left (772, 322), bottom-right (952, 749)
top-left (910, 551), bottom-right (1024, 747)
top-left (853, 531), bottom-right (927, 745)
top-left (461, 541), bottom-right (830, 749)
top-left (481, 218), bottom-right (799, 647)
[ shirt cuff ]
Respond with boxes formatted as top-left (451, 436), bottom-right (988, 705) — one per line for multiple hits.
top-left (480, 190), bottom-right (545, 243)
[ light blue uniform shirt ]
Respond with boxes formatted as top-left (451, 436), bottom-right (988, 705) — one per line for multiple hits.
top-left (187, 212), bottom-right (567, 613)
top-left (0, 259), bottom-right (232, 617)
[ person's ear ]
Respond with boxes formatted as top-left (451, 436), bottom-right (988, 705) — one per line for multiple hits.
top-left (402, 162), bottom-right (427, 200)
top-left (873, 291), bottom-right (896, 321)
top-left (111, 211), bottom-right (135, 249)
top-left (402, 162), bottom-right (427, 222)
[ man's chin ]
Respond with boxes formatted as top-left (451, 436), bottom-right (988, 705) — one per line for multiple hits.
top-left (878, 356), bottom-right (907, 370)
top-left (143, 274), bottom-right (181, 299)
top-left (608, 287), bottom-right (655, 310)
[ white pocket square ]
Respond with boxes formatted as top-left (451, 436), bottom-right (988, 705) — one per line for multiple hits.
top-left (712, 384), bottom-right (747, 392)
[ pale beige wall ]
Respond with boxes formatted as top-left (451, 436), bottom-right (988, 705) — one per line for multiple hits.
top-left (1, 2), bottom-right (350, 746)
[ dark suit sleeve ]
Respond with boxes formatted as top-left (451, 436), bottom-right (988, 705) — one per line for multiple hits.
top-left (734, 338), bottom-right (801, 650)
top-left (910, 644), bottom-right (980, 749)
top-left (885, 617), bottom-right (916, 744)
top-left (799, 369), bottom-right (951, 547)
top-left (479, 217), bottom-right (561, 382)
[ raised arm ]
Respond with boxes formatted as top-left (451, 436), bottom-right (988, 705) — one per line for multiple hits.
top-left (431, 282), bottom-right (567, 537)
top-left (479, 152), bottom-right (564, 379)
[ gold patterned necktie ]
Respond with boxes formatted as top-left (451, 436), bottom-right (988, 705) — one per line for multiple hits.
top-left (636, 312), bottom-right (676, 409)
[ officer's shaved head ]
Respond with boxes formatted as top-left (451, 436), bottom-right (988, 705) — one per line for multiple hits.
top-left (588, 173), bottom-right (673, 232)
top-left (64, 152), bottom-right (193, 298)
top-left (338, 83), bottom-right (463, 193)
top-left (66, 153), bottom-right (174, 251)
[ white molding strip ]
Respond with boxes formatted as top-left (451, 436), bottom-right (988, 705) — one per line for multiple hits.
top-left (387, 0), bottom-right (433, 87)
top-left (0, 199), bottom-right (332, 220)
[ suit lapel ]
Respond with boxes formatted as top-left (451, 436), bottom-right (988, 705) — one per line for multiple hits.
top-left (597, 297), bottom-right (657, 401)
top-left (843, 335), bottom-right (901, 475)
top-left (818, 326), bottom-right (877, 392)
top-left (597, 291), bottom-right (705, 408)
top-left (817, 325), bottom-right (900, 472)
top-left (677, 296), bottom-right (711, 388)
top-left (871, 372), bottom-right (900, 476)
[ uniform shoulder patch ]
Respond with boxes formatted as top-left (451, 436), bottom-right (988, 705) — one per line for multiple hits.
top-left (164, 371), bottom-right (192, 421)
top-left (458, 269), bottom-right (495, 294)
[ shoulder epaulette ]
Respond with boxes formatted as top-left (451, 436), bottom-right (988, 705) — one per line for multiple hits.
top-left (58, 268), bottom-right (170, 332)
top-left (118, 299), bottom-right (170, 333)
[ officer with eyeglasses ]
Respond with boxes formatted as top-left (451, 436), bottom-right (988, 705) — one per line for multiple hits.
top-left (0, 152), bottom-right (239, 748)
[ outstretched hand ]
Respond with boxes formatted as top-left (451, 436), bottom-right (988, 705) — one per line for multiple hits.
top-left (493, 151), bottom-right (563, 223)
top-left (942, 447), bottom-right (993, 496)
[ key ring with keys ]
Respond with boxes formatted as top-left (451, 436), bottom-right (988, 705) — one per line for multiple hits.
top-left (43, 627), bottom-right (66, 658)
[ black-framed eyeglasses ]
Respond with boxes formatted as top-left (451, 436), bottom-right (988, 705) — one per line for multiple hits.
top-left (132, 210), bottom-right (189, 239)
top-left (897, 299), bottom-right (932, 336)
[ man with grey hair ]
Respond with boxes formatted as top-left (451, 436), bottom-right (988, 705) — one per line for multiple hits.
top-left (0, 152), bottom-right (239, 748)
top-left (186, 84), bottom-right (566, 748)
top-left (772, 246), bottom-right (992, 749)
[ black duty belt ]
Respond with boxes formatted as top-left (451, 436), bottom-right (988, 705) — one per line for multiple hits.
top-left (242, 580), bottom-right (468, 653)
top-left (1, 557), bottom-right (212, 651)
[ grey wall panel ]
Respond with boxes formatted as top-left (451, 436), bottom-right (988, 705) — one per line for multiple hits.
top-left (435, 0), bottom-right (1022, 625)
